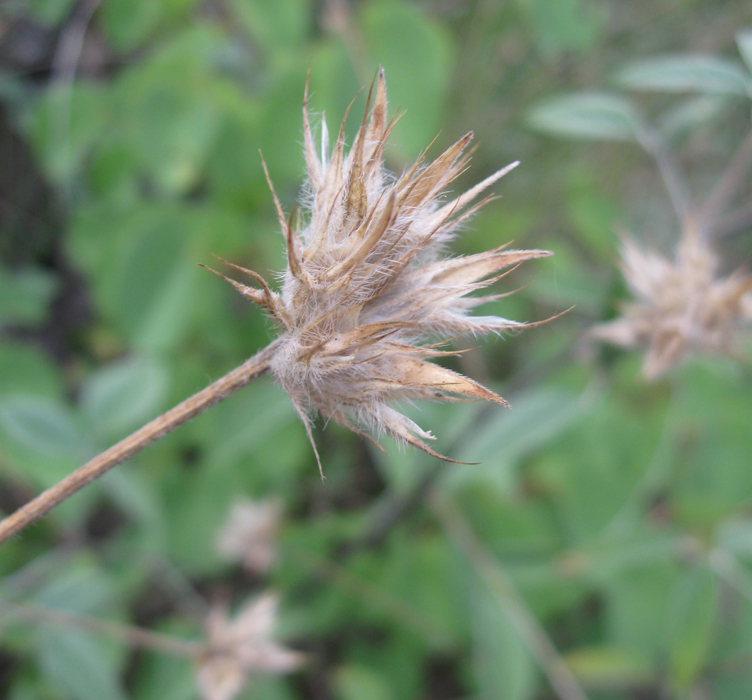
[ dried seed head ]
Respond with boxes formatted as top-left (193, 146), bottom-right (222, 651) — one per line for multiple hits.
top-left (196, 593), bottom-right (303, 700)
top-left (207, 68), bottom-right (551, 471)
top-left (593, 232), bottom-right (752, 379)
top-left (216, 498), bottom-right (281, 575)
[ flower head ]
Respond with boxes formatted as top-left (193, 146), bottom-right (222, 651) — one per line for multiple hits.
top-left (206, 69), bottom-right (551, 471)
top-left (217, 498), bottom-right (281, 575)
top-left (196, 593), bottom-right (303, 700)
top-left (593, 232), bottom-right (752, 378)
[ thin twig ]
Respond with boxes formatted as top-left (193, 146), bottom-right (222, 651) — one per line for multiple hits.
top-left (699, 128), bottom-right (752, 234)
top-left (636, 127), bottom-right (692, 227)
top-left (432, 494), bottom-right (590, 700)
top-left (0, 598), bottom-right (205, 658)
top-left (0, 341), bottom-right (280, 544)
top-left (50, 0), bottom-right (102, 198)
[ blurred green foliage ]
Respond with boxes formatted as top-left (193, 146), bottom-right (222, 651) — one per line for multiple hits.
top-left (1, 1), bottom-right (752, 699)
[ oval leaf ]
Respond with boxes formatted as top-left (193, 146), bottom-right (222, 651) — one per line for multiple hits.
top-left (81, 356), bottom-right (168, 438)
top-left (527, 93), bottom-right (640, 141)
top-left (38, 630), bottom-right (127, 700)
top-left (668, 566), bottom-right (718, 688)
top-left (360, 1), bottom-right (453, 156)
top-left (0, 268), bottom-right (58, 327)
top-left (0, 396), bottom-right (82, 456)
top-left (658, 95), bottom-right (727, 142)
top-left (616, 55), bottom-right (752, 96)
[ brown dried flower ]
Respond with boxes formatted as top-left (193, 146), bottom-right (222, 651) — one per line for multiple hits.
top-left (206, 68), bottom-right (550, 472)
top-left (196, 593), bottom-right (303, 700)
top-left (217, 498), bottom-right (281, 574)
top-left (593, 232), bottom-right (752, 378)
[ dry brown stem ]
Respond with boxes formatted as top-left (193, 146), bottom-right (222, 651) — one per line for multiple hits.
top-left (700, 128), bottom-right (752, 231)
top-left (0, 341), bottom-right (280, 544)
top-left (0, 598), bottom-right (205, 658)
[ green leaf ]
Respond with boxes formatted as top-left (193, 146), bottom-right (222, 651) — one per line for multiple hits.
top-left (0, 395), bottom-right (83, 489)
top-left (360, 1), bottom-right (453, 157)
top-left (565, 647), bottom-right (652, 688)
top-left (527, 93), bottom-right (640, 141)
top-left (448, 388), bottom-right (584, 493)
top-left (516, 0), bottom-right (603, 56)
top-left (470, 575), bottom-right (537, 700)
top-left (100, 0), bottom-right (164, 51)
top-left (616, 56), bottom-right (752, 96)
top-left (245, 677), bottom-right (297, 700)
top-left (0, 268), bottom-right (58, 327)
top-left (111, 210), bottom-right (197, 352)
top-left (0, 396), bottom-right (82, 457)
top-left (658, 95), bottom-right (728, 143)
top-left (37, 629), bottom-right (126, 700)
top-left (100, 0), bottom-right (200, 51)
top-left (111, 30), bottom-right (229, 196)
top-left (531, 396), bottom-right (665, 541)
top-left (33, 561), bottom-right (115, 615)
top-left (0, 342), bottom-right (64, 399)
top-left (716, 518), bottom-right (752, 560)
top-left (130, 651), bottom-right (195, 700)
top-left (6, 678), bottom-right (50, 700)
top-left (81, 356), bottom-right (168, 438)
top-left (713, 671), bottom-right (752, 700)
top-left (100, 469), bottom-right (166, 547)
top-left (667, 566), bottom-right (717, 688)
top-left (27, 84), bottom-right (108, 185)
top-left (670, 363), bottom-right (752, 522)
top-left (604, 563), bottom-right (678, 660)
top-left (26, 0), bottom-right (77, 26)
top-left (227, 0), bottom-right (311, 51)
top-left (738, 30), bottom-right (752, 73)
top-left (333, 665), bottom-right (393, 700)
top-left (376, 532), bottom-right (465, 647)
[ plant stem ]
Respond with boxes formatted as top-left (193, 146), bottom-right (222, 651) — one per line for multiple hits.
top-left (0, 341), bottom-right (280, 545)
top-left (700, 128), bottom-right (752, 233)
top-left (0, 598), bottom-right (205, 658)
top-left (636, 127), bottom-right (691, 228)
top-left (432, 494), bottom-right (590, 700)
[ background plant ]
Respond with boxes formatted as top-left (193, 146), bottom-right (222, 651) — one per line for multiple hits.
top-left (1, 1), bottom-right (752, 700)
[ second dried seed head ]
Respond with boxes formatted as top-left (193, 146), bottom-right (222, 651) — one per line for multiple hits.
top-left (593, 231), bottom-right (752, 378)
